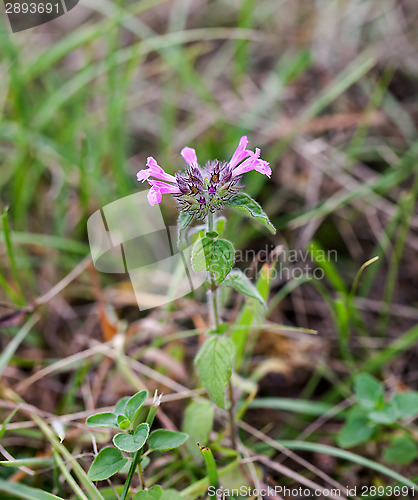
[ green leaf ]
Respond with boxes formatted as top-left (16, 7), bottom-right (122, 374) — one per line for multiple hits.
top-left (117, 415), bottom-right (131, 430)
top-left (369, 401), bottom-right (398, 424)
top-left (384, 437), bottom-right (418, 465)
top-left (133, 485), bottom-right (163, 500)
top-left (195, 336), bottom-right (236, 408)
top-left (178, 212), bottom-right (194, 249)
top-left (86, 412), bottom-right (119, 429)
top-left (337, 412), bottom-right (375, 448)
top-left (183, 399), bottom-right (214, 461)
top-left (0, 479), bottom-right (65, 500)
top-left (113, 423), bottom-right (149, 453)
top-left (192, 237), bottom-right (235, 285)
top-left (125, 390), bottom-right (148, 424)
top-left (161, 490), bottom-right (183, 500)
top-left (87, 447), bottom-right (128, 481)
top-left (114, 396), bottom-right (130, 416)
top-left (227, 192), bottom-right (276, 234)
top-left (354, 373), bottom-right (384, 409)
top-left (0, 406), bottom-right (19, 441)
top-left (148, 429), bottom-right (188, 451)
top-left (392, 392), bottom-right (418, 419)
top-left (227, 269), bottom-right (266, 305)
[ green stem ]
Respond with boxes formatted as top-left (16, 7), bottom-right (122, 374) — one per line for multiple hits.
top-left (120, 398), bottom-right (160, 500)
top-left (120, 451), bottom-right (141, 500)
top-left (207, 211), bottom-right (214, 233)
top-left (205, 212), bottom-right (237, 452)
top-left (206, 212), bottom-right (220, 329)
top-left (227, 382), bottom-right (237, 452)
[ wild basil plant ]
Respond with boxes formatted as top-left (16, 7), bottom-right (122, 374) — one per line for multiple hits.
top-left (86, 390), bottom-right (188, 499)
top-left (137, 136), bottom-right (276, 444)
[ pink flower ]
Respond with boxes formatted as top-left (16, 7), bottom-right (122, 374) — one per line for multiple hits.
top-left (137, 158), bottom-right (179, 206)
top-left (180, 147), bottom-right (198, 168)
top-left (229, 137), bottom-right (271, 178)
top-left (137, 157), bottom-right (177, 184)
top-left (229, 136), bottom-right (252, 169)
top-left (146, 180), bottom-right (179, 206)
top-left (137, 135), bottom-right (271, 210)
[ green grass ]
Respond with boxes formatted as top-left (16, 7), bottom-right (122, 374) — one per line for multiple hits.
top-left (1, 0), bottom-right (418, 498)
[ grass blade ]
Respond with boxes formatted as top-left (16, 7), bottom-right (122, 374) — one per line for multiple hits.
top-left (0, 479), bottom-right (65, 500)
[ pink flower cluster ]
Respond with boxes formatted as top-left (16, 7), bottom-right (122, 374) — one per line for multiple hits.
top-left (137, 136), bottom-right (271, 210)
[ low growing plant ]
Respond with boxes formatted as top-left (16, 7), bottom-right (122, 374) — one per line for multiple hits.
top-left (84, 136), bottom-right (276, 497)
top-left (86, 389), bottom-right (188, 499)
top-left (136, 136), bottom-right (276, 447)
top-left (337, 373), bottom-right (418, 465)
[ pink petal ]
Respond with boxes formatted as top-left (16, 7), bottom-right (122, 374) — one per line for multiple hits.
top-left (137, 157), bottom-right (176, 184)
top-left (231, 148), bottom-right (271, 178)
top-left (137, 169), bottom-right (151, 182)
top-left (147, 185), bottom-right (162, 206)
top-left (253, 158), bottom-right (272, 177)
top-left (180, 147), bottom-right (198, 168)
top-left (148, 180), bottom-right (179, 194)
top-left (229, 136), bottom-right (252, 169)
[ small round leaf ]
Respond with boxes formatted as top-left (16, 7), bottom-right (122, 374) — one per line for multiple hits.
top-left (87, 447), bottom-right (127, 481)
top-left (125, 390), bottom-right (148, 422)
top-left (117, 415), bottom-right (131, 431)
top-left (148, 430), bottom-right (188, 452)
top-left (86, 413), bottom-right (119, 429)
top-left (384, 437), bottom-right (418, 465)
top-left (114, 397), bottom-right (130, 416)
top-left (113, 423), bottom-right (149, 453)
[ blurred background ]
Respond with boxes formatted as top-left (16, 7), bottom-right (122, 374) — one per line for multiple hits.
top-left (1, 0), bottom-right (418, 496)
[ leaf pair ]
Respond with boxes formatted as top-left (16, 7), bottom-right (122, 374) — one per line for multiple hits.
top-left (86, 390), bottom-right (148, 433)
top-left (87, 430), bottom-right (189, 481)
top-left (87, 390), bottom-right (189, 481)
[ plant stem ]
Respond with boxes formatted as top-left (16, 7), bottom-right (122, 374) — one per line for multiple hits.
top-left (205, 211), bottom-right (237, 452)
top-left (120, 451), bottom-right (142, 500)
top-left (227, 382), bottom-right (237, 451)
top-left (138, 463), bottom-right (146, 489)
top-left (207, 211), bottom-right (214, 233)
top-left (206, 211), bottom-right (220, 329)
top-left (120, 399), bottom-right (160, 500)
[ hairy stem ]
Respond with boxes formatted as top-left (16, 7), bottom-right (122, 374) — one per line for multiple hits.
top-left (205, 211), bottom-right (237, 452)
top-left (227, 382), bottom-right (237, 451)
top-left (207, 211), bottom-right (220, 328)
